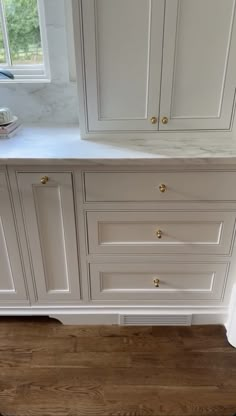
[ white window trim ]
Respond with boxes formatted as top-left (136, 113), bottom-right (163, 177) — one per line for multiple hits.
top-left (0, 0), bottom-right (51, 83)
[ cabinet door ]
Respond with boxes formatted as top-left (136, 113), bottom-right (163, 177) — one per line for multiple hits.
top-left (17, 172), bottom-right (81, 304)
top-left (82, 0), bottom-right (164, 132)
top-left (160, 0), bottom-right (236, 131)
top-left (0, 172), bottom-right (28, 304)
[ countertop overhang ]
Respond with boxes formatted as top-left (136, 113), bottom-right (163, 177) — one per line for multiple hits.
top-left (1, 125), bottom-right (236, 165)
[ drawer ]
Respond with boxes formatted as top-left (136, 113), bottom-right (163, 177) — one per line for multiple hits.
top-left (87, 211), bottom-right (236, 255)
top-left (84, 172), bottom-right (236, 202)
top-left (89, 262), bottom-right (228, 302)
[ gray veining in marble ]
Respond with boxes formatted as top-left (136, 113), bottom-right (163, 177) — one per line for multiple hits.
top-left (1, 125), bottom-right (236, 166)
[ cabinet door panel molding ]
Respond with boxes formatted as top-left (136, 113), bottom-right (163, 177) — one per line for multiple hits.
top-left (16, 172), bottom-right (81, 304)
top-left (82, 0), bottom-right (165, 132)
top-left (160, 0), bottom-right (236, 131)
top-left (0, 172), bottom-right (28, 304)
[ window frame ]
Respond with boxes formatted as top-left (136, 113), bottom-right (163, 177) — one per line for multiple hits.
top-left (0, 0), bottom-right (50, 82)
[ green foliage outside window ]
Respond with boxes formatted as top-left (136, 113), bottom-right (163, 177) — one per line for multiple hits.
top-left (0, 0), bottom-right (43, 65)
top-left (0, 21), bottom-right (6, 64)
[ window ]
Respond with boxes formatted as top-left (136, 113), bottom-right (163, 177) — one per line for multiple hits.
top-left (0, 0), bottom-right (49, 81)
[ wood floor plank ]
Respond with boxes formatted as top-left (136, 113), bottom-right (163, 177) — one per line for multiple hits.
top-left (0, 335), bottom-right (76, 353)
top-left (0, 351), bottom-right (32, 367)
top-left (130, 347), bottom-right (236, 369)
top-left (0, 367), bottom-right (236, 391)
top-left (0, 319), bottom-right (235, 416)
top-left (2, 366), bottom-right (236, 387)
top-left (103, 385), bottom-right (236, 416)
top-left (75, 334), bottom-right (231, 353)
top-left (31, 351), bottom-right (132, 368)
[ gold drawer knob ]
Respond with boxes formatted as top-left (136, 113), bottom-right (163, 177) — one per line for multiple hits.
top-left (159, 184), bottom-right (167, 193)
top-left (161, 116), bottom-right (168, 125)
top-left (150, 116), bottom-right (158, 125)
top-left (156, 230), bottom-right (163, 239)
top-left (40, 176), bottom-right (49, 185)
top-left (153, 278), bottom-right (160, 288)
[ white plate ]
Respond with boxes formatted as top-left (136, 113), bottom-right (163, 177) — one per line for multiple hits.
top-left (0, 115), bottom-right (18, 126)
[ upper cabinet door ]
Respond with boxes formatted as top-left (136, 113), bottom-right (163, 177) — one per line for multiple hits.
top-left (82, 0), bottom-right (164, 132)
top-left (17, 172), bottom-right (81, 304)
top-left (160, 0), bottom-right (236, 131)
top-left (0, 172), bottom-right (28, 304)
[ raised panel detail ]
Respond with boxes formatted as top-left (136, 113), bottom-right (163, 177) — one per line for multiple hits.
top-left (90, 262), bottom-right (228, 302)
top-left (0, 217), bottom-right (15, 292)
top-left (17, 172), bottom-right (81, 304)
top-left (87, 211), bottom-right (235, 255)
top-left (160, 0), bottom-right (236, 130)
top-left (101, 272), bottom-right (214, 291)
top-left (96, 0), bottom-right (151, 119)
top-left (82, 0), bottom-right (164, 131)
top-left (0, 172), bottom-right (28, 303)
top-left (33, 186), bottom-right (69, 292)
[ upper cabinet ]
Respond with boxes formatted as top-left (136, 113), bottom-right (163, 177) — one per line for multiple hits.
top-left (160, 0), bottom-right (236, 131)
top-left (81, 0), bottom-right (165, 132)
top-left (75, 0), bottom-right (236, 137)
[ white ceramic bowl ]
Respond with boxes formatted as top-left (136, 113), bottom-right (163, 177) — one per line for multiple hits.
top-left (0, 108), bottom-right (14, 125)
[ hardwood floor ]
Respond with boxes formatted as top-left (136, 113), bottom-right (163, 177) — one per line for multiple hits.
top-left (0, 318), bottom-right (236, 416)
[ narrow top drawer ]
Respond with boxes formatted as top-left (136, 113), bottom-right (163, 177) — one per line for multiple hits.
top-left (84, 172), bottom-right (236, 202)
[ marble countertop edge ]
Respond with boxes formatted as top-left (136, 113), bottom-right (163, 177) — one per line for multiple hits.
top-left (1, 124), bottom-right (236, 165)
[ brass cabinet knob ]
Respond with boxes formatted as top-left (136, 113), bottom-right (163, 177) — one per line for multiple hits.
top-left (156, 230), bottom-right (163, 239)
top-left (161, 116), bottom-right (168, 125)
top-left (40, 176), bottom-right (49, 185)
top-left (159, 184), bottom-right (167, 193)
top-left (153, 278), bottom-right (160, 288)
top-left (150, 116), bottom-right (158, 125)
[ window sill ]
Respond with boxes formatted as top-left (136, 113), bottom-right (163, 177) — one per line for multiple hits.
top-left (0, 77), bottom-right (51, 84)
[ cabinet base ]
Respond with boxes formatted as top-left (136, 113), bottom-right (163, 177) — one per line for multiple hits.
top-left (49, 310), bottom-right (227, 326)
top-left (1, 305), bottom-right (234, 343)
top-left (0, 305), bottom-right (228, 325)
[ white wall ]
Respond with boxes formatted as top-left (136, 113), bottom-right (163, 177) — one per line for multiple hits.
top-left (0, 0), bottom-right (79, 124)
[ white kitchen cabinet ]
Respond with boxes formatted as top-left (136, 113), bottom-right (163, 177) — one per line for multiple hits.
top-left (1, 164), bottom-right (236, 344)
top-left (0, 171), bottom-right (28, 304)
top-left (76, 0), bottom-right (236, 136)
top-left (16, 172), bottom-right (81, 304)
top-left (160, 0), bottom-right (236, 131)
top-left (81, 0), bottom-right (165, 132)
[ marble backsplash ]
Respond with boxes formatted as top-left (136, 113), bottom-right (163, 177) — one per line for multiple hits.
top-left (1, 81), bottom-right (79, 124)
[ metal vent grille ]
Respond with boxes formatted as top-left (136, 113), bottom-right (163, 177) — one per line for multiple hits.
top-left (119, 314), bottom-right (192, 326)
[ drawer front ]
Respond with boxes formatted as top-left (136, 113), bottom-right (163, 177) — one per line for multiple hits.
top-left (89, 262), bottom-right (228, 301)
top-left (84, 172), bottom-right (236, 202)
top-left (87, 211), bottom-right (235, 255)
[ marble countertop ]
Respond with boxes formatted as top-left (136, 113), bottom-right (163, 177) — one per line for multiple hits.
top-left (1, 124), bottom-right (236, 165)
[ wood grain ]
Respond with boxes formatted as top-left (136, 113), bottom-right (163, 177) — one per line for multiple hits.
top-left (0, 318), bottom-right (235, 416)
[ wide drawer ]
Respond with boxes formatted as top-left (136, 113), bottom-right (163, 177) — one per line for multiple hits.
top-left (89, 262), bottom-right (228, 302)
top-left (84, 171), bottom-right (236, 202)
top-left (87, 211), bottom-right (236, 255)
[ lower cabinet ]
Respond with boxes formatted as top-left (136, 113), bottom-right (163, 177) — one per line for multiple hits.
top-left (0, 171), bottom-right (28, 304)
top-left (16, 172), bottom-right (81, 304)
top-left (2, 166), bottom-right (236, 335)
